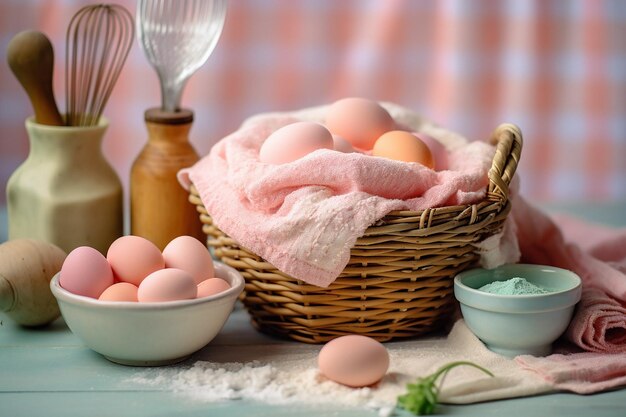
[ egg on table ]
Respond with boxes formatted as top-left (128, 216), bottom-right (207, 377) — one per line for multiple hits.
top-left (372, 130), bottom-right (434, 168)
top-left (259, 121), bottom-right (334, 164)
top-left (326, 97), bottom-right (395, 151)
top-left (59, 246), bottom-right (114, 298)
top-left (318, 334), bottom-right (390, 387)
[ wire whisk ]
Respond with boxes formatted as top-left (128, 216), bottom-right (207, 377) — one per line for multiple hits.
top-left (65, 4), bottom-right (134, 126)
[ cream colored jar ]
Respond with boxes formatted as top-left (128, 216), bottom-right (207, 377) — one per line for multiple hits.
top-left (7, 117), bottom-right (123, 255)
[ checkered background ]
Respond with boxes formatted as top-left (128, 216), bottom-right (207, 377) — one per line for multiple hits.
top-left (1, 0), bottom-right (625, 206)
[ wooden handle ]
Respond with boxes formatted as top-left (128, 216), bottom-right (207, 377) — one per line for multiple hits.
top-left (7, 30), bottom-right (64, 126)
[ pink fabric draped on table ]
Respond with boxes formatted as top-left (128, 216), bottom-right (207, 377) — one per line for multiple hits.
top-left (506, 197), bottom-right (626, 392)
top-left (509, 197), bottom-right (626, 353)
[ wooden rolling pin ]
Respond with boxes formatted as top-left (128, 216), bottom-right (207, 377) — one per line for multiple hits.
top-left (0, 239), bottom-right (67, 326)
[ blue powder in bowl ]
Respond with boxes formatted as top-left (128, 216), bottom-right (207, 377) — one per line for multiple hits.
top-left (478, 277), bottom-right (549, 295)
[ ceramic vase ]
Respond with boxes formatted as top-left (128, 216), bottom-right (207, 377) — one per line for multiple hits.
top-left (6, 117), bottom-right (123, 255)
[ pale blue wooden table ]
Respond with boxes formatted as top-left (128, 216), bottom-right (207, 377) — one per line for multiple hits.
top-left (1, 202), bottom-right (625, 417)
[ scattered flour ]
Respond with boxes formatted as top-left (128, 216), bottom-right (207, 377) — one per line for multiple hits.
top-left (131, 358), bottom-right (397, 415)
top-left (127, 321), bottom-right (552, 416)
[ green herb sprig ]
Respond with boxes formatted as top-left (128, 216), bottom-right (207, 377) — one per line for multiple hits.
top-left (397, 361), bottom-right (494, 415)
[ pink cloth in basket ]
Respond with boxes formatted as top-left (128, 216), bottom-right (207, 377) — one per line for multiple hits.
top-left (179, 107), bottom-right (495, 287)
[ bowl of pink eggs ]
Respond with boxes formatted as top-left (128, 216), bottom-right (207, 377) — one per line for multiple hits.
top-left (50, 235), bottom-right (244, 366)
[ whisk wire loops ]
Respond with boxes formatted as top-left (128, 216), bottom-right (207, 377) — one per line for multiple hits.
top-left (66, 4), bottom-right (134, 126)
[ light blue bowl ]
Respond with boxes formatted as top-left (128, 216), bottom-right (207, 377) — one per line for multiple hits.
top-left (454, 264), bottom-right (582, 357)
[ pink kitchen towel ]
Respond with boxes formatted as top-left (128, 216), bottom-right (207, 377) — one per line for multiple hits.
top-left (493, 196), bottom-right (626, 393)
top-left (511, 197), bottom-right (626, 301)
top-left (505, 197), bottom-right (626, 354)
top-left (179, 103), bottom-right (495, 287)
top-left (566, 289), bottom-right (626, 354)
top-left (516, 352), bottom-right (626, 394)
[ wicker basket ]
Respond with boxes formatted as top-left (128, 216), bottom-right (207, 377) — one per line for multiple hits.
top-left (189, 123), bottom-right (522, 343)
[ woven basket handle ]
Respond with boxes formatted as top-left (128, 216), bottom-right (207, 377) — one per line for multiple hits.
top-left (487, 123), bottom-right (523, 204)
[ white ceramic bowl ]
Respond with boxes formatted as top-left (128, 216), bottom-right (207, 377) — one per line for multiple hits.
top-left (50, 262), bottom-right (244, 366)
top-left (454, 264), bottom-right (582, 357)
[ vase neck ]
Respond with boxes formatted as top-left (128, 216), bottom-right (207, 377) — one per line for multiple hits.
top-left (25, 119), bottom-right (107, 162)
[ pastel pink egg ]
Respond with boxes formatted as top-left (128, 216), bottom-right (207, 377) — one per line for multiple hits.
top-left (137, 268), bottom-right (197, 302)
top-left (326, 98), bottom-right (395, 151)
top-left (98, 282), bottom-right (138, 302)
top-left (197, 278), bottom-right (231, 298)
top-left (318, 335), bottom-right (389, 387)
top-left (414, 132), bottom-right (449, 171)
top-left (107, 236), bottom-right (164, 286)
top-left (332, 134), bottom-right (357, 153)
top-left (259, 121), bottom-right (334, 164)
top-left (60, 246), bottom-right (114, 298)
top-left (163, 236), bottom-right (214, 285)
